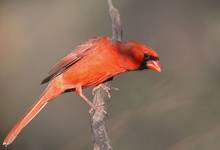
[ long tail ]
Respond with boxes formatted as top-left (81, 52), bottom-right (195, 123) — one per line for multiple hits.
top-left (3, 81), bottom-right (64, 146)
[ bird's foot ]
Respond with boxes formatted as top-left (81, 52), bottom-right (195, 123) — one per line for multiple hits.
top-left (92, 84), bottom-right (119, 98)
top-left (89, 102), bottom-right (107, 114)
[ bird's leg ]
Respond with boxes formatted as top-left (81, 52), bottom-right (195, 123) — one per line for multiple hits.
top-left (75, 85), bottom-right (106, 114)
top-left (92, 83), bottom-right (119, 98)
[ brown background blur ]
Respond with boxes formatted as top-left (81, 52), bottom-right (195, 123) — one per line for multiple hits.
top-left (1, 0), bottom-right (220, 150)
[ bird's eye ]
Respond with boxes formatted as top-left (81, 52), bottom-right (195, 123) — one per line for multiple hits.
top-left (144, 54), bottom-right (150, 60)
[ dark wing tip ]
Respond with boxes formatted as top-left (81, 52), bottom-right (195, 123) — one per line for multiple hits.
top-left (41, 75), bottom-right (53, 84)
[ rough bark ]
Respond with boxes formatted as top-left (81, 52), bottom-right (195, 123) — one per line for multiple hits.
top-left (90, 0), bottom-right (122, 150)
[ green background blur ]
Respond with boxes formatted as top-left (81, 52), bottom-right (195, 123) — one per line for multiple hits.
top-left (1, 0), bottom-right (220, 149)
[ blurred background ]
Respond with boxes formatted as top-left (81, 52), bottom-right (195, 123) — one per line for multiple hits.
top-left (1, 0), bottom-right (220, 149)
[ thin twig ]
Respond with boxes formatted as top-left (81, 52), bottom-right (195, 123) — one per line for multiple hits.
top-left (107, 0), bottom-right (123, 41)
top-left (90, 0), bottom-right (123, 150)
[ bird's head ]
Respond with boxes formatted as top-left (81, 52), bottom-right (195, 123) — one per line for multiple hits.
top-left (123, 41), bottom-right (161, 72)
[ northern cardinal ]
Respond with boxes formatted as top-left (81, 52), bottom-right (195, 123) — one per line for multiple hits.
top-left (3, 36), bottom-right (161, 146)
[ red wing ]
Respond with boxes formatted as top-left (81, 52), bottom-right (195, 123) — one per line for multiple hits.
top-left (41, 37), bottom-right (102, 84)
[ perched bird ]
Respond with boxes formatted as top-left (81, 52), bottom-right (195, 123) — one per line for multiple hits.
top-left (3, 36), bottom-right (161, 146)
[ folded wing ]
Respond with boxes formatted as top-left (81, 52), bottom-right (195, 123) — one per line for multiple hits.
top-left (41, 37), bottom-right (102, 84)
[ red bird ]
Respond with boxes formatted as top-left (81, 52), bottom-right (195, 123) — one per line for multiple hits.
top-left (3, 36), bottom-right (161, 146)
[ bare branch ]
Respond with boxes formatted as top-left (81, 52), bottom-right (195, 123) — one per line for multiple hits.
top-left (90, 83), bottom-right (113, 150)
top-left (107, 0), bottom-right (123, 41)
top-left (90, 0), bottom-right (123, 150)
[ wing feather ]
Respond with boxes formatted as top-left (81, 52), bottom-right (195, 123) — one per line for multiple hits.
top-left (41, 37), bottom-right (101, 84)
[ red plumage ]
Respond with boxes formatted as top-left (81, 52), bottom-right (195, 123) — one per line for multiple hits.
top-left (3, 37), bottom-right (161, 146)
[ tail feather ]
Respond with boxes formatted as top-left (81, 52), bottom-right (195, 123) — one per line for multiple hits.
top-left (3, 82), bottom-right (64, 146)
top-left (3, 100), bottom-right (47, 146)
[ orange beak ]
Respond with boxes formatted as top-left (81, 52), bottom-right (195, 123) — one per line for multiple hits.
top-left (147, 60), bottom-right (161, 72)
